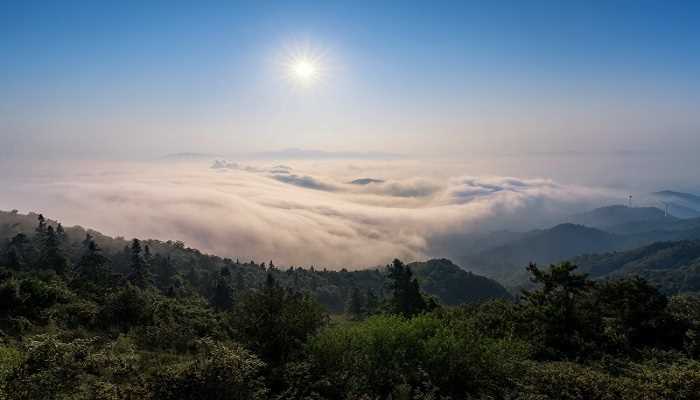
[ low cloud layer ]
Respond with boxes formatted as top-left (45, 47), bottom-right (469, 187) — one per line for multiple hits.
top-left (0, 159), bottom-right (619, 268)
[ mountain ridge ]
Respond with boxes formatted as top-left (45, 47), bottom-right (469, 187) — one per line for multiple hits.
top-left (0, 209), bottom-right (510, 310)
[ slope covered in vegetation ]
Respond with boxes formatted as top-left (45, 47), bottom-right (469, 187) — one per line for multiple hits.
top-left (0, 211), bottom-right (699, 399)
top-left (0, 210), bottom-right (510, 313)
top-left (574, 240), bottom-right (700, 294)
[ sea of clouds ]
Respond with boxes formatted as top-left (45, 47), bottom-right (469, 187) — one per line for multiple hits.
top-left (0, 158), bottom-right (620, 268)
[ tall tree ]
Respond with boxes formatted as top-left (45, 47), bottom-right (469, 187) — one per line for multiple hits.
top-left (32, 214), bottom-right (48, 260)
top-left (386, 259), bottom-right (429, 317)
top-left (521, 262), bottom-right (592, 357)
top-left (35, 214), bottom-right (47, 237)
top-left (55, 223), bottom-right (67, 244)
top-left (4, 233), bottom-right (34, 270)
top-left (38, 226), bottom-right (69, 275)
top-left (232, 272), bottom-right (327, 368)
top-left (73, 236), bottom-right (110, 291)
top-left (154, 254), bottom-right (177, 290)
top-left (128, 239), bottom-right (152, 288)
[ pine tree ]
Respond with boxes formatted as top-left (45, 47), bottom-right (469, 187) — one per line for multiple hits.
top-left (5, 233), bottom-right (33, 269)
top-left (55, 223), bottom-right (66, 244)
top-left (386, 259), bottom-right (428, 317)
top-left (35, 214), bottom-right (47, 237)
top-left (75, 236), bottom-right (110, 287)
top-left (265, 272), bottom-right (277, 290)
top-left (33, 214), bottom-right (48, 258)
top-left (38, 226), bottom-right (69, 275)
top-left (128, 239), bottom-right (152, 288)
top-left (154, 254), bottom-right (177, 289)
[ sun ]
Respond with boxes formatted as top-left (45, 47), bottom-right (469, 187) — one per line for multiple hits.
top-left (280, 41), bottom-right (327, 87)
top-left (288, 56), bottom-right (320, 85)
top-left (291, 59), bottom-right (318, 82)
top-left (279, 41), bottom-right (331, 89)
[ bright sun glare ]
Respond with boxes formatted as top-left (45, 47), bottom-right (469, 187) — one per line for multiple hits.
top-left (281, 42), bottom-right (329, 88)
top-left (292, 59), bottom-right (318, 82)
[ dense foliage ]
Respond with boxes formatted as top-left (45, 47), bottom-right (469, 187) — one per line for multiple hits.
top-left (0, 211), bottom-right (699, 399)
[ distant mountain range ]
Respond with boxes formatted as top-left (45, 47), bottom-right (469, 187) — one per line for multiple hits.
top-left (253, 148), bottom-right (403, 160)
top-left (651, 190), bottom-right (700, 218)
top-left (161, 152), bottom-right (224, 160)
top-left (460, 224), bottom-right (621, 283)
top-left (458, 198), bottom-right (700, 287)
top-left (567, 205), bottom-right (674, 229)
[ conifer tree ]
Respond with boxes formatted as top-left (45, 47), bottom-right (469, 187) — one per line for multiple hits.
top-left (55, 223), bottom-right (66, 244)
top-left (38, 225), bottom-right (69, 275)
top-left (154, 254), bottom-right (177, 289)
top-left (128, 239), bottom-right (152, 288)
top-left (5, 233), bottom-right (33, 269)
top-left (386, 259), bottom-right (428, 317)
top-left (75, 235), bottom-right (110, 287)
top-left (35, 214), bottom-right (47, 237)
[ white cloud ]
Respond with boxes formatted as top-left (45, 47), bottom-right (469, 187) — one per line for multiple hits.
top-left (0, 159), bottom-right (619, 268)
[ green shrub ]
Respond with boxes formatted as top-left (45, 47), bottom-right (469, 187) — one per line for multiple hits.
top-left (518, 359), bottom-right (700, 400)
top-left (309, 314), bottom-right (530, 399)
top-left (3, 335), bottom-right (148, 400)
top-left (134, 296), bottom-right (225, 352)
top-left (0, 345), bottom-right (22, 400)
top-left (148, 341), bottom-right (268, 400)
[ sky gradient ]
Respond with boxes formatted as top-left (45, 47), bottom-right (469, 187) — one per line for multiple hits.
top-left (1, 1), bottom-right (699, 159)
top-left (2, 2), bottom-right (700, 266)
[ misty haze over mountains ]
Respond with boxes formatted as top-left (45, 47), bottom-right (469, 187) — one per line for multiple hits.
top-left (1, 155), bottom-right (699, 276)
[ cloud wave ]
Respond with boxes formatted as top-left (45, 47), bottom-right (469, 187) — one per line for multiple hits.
top-left (0, 159), bottom-right (618, 268)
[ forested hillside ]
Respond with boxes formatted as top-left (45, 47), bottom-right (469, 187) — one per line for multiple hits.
top-left (1, 210), bottom-right (700, 399)
top-left (574, 240), bottom-right (700, 294)
top-left (0, 210), bottom-right (509, 312)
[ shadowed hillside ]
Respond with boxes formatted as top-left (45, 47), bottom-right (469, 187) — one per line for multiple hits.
top-left (574, 240), bottom-right (700, 294)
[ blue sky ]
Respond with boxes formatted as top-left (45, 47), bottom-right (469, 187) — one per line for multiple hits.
top-left (1, 1), bottom-right (699, 159)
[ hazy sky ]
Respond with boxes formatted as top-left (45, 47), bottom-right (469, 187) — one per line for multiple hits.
top-left (2, 1), bottom-right (699, 160)
top-left (1, 2), bottom-right (700, 266)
